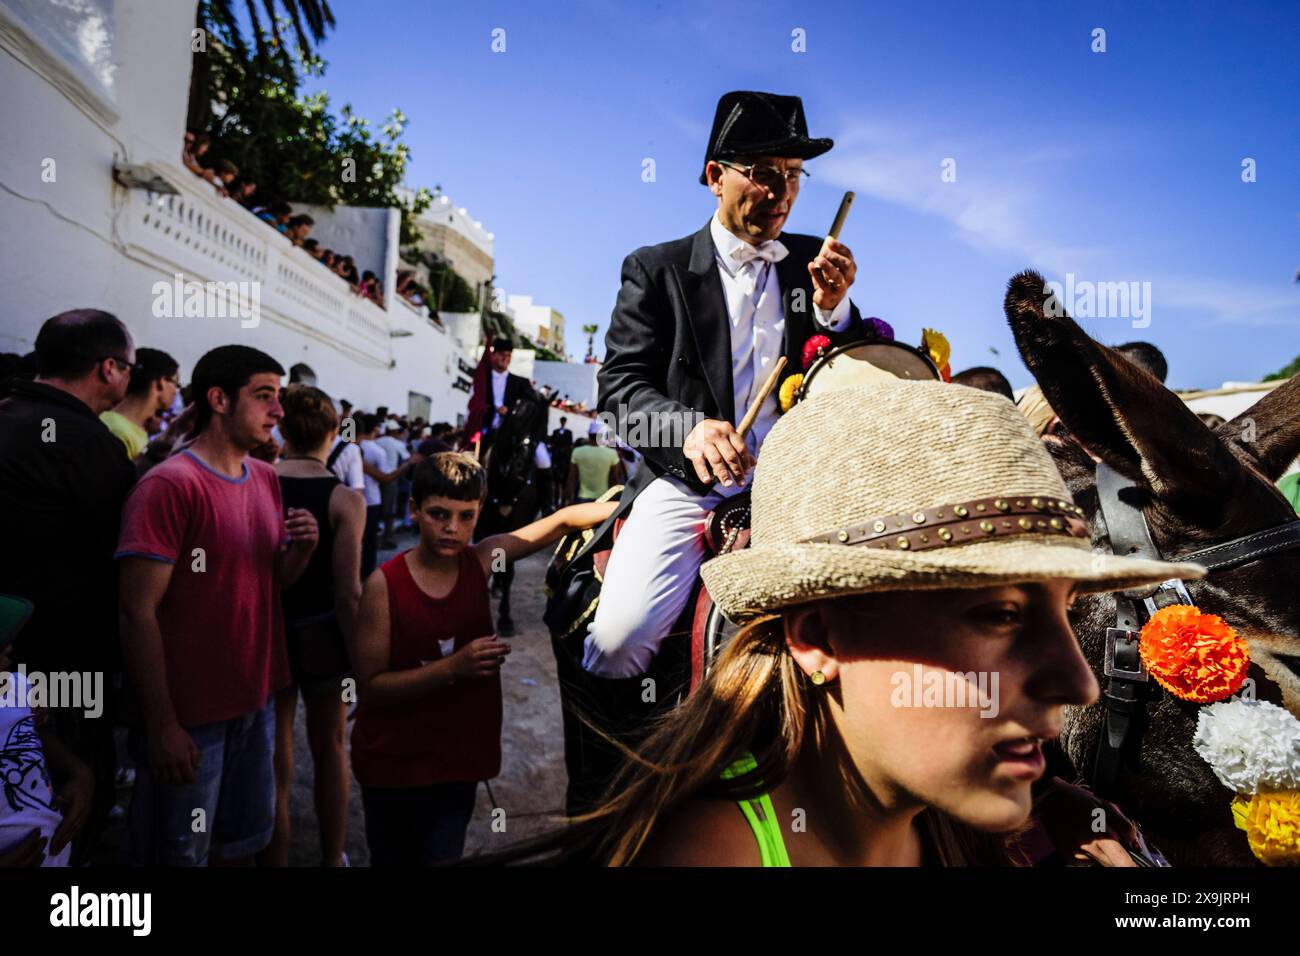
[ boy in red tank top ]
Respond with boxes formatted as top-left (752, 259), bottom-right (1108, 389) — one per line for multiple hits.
top-left (349, 452), bottom-right (614, 864)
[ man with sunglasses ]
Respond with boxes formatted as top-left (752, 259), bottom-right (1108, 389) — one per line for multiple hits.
top-left (580, 93), bottom-right (865, 682)
top-left (101, 347), bottom-right (181, 460)
top-left (0, 308), bottom-right (139, 861)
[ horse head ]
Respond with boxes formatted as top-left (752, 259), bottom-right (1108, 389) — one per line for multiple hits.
top-left (483, 392), bottom-right (548, 528)
top-left (1004, 270), bottom-right (1300, 865)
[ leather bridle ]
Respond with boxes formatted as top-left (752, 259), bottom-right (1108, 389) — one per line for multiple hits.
top-left (1090, 461), bottom-right (1300, 797)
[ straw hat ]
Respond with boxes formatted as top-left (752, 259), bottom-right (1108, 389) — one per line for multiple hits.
top-left (700, 381), bottom-right (1205, 623)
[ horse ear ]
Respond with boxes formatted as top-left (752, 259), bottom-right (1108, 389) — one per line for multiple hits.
top-left (1215, 375), bottom-right (1300, 481)
top-left (1004, 270), bottom-right (1238, 506)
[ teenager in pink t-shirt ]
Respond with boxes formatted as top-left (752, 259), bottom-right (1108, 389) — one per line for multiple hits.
top-left (116, 346), bottom-right (319, 866)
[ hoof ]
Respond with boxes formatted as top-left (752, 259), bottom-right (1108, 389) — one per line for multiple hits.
top-left (498, 616), bottom-right (516, 637)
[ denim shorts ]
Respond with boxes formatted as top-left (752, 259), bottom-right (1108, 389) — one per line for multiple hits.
top-left (126, 701), bottom-right (275, 866)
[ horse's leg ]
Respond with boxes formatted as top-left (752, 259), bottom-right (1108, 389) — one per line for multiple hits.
top-left (497, 559), bottom-right (516, 636)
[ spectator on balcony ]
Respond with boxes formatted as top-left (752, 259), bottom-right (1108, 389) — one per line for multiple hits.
top-left (339, 259), bottom-right (360, 287)
top-left (358, 270), bottom-right (383, 306)
top-left (257, 201), bottom-right (292, 232)
top-left (117, 345), bottom-right (318, 867)
top-left (303, 238), bottom-right (322, 260)
top-left (287, 214), bottom-right (315, 247)
top-left (182, 132), bottom-right (212, 180)
top-left (212, 160), bottom-right (239, 198)
top-left (0, 309), bottom-right (138, 863)
top-left (101, 347), bottom-right (180, 460)
top-left (229, 179), bottom-right (258, 209)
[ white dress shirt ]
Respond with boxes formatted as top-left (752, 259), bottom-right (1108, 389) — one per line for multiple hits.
top-left (708, 213), bottom-right (851, 456)
top-left (490, 369), bottom-right (509, 428)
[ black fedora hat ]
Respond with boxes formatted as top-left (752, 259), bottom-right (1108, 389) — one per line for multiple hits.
top-left (699, 91), bottom-right (834, 185)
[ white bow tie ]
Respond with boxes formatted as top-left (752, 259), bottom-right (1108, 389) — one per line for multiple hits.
top-left (730, 240), bottom-right (788, 266)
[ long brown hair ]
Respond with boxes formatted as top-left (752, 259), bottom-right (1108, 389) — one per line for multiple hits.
top-left (507, 607), bottom-right (1018, 866)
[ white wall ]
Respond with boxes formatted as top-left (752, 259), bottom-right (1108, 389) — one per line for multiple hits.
top-left (532, 360), bottom-right (599, 408)
top-left (294, 202), bottom-right (397, 290)
top-left (0, 0), bottom-right (473, 422)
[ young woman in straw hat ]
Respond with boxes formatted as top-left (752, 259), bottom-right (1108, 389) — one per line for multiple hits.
top-left (548, 380), bottom-right (1204, 866)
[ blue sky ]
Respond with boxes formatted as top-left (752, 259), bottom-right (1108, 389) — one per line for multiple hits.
top-left (305, 0), bottom-right (1299, 389)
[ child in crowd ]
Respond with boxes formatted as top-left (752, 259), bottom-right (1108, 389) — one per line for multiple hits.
top-left (348, 453), bottom-right (615, 865)
top-left (0, 595), bottom-right (93, 868)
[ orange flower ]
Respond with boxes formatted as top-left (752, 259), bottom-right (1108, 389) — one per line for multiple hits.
top-left (1139, 605), bottom-right (1249, 703)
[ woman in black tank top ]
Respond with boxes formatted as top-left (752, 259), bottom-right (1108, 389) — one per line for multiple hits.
top-left (265, 385), bottom-right (367, 867)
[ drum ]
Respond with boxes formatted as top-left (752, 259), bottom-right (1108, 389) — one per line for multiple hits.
top-left (797, 338), bottom-right (940, 402)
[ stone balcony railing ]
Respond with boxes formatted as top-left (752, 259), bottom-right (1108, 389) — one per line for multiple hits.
top-left (119, 163), bottom-right (397, 368)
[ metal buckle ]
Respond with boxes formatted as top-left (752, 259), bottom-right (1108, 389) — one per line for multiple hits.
top-left (1103, 627), bottom-right (1148, 681)
top-left (1141, 578), bottom-right (1194, 619)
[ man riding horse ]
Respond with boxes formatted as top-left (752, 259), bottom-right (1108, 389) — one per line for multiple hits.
top-left (584, 90), bottom-right (866, 680)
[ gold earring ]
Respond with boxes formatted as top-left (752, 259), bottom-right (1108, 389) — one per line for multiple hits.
top-left (810, 671), bottom-right (826, 686)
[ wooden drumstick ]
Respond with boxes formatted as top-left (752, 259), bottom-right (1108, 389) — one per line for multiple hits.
top-left (737, 355), bottom-right (787, 437)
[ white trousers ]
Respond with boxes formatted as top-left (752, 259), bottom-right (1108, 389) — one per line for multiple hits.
top-left (582, 473), bottom-right (745, 678)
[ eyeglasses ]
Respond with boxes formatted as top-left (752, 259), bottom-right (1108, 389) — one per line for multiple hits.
top-left (101, 356), bottom-right (137, 373)
top-left (717, 160), bottom-right (810, 191)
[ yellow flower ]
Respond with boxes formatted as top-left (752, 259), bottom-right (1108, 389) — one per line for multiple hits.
top-left (778, 373), bottom-right (804, 413)
top-left (920, 328), bottom-right (950, 370)
top-left (1234, 791), bottom-right (1300, 866)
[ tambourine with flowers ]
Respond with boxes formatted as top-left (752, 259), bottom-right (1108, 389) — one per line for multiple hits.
top-left (778, 318), bottom-right (925, 414)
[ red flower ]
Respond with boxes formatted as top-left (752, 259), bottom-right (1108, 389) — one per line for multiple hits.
top-left (1139, 605), bottom-right (1249, 703)
top-left (802, 335), bottom-right (832, 370)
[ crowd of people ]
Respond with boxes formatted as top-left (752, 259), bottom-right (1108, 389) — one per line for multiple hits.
top-left (0, 308), bottom-right (629, 867)
top-left (181, 132), bottom-right (385, 307)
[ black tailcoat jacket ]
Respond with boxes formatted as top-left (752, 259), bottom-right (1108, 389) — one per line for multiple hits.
top-left (596, 220), bottom-right (864, 500)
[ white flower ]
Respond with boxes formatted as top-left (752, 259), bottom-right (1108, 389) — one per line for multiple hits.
top-left (1193, 698), bottom-right (1300, 794)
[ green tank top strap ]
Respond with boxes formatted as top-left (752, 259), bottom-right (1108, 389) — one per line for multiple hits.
top-left (720, 752), bottom-right (791, 867)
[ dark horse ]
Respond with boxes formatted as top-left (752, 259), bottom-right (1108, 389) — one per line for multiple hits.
top-left (475, 392), bottom-right (549, 636)
top-left (1005, 271), bottom-right (1300, 865)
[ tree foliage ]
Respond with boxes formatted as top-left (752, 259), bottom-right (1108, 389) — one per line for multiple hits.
top-left (190, 9), bottom-right (430, 244)
top-left (1264, 354), bottom-right (1300, 381)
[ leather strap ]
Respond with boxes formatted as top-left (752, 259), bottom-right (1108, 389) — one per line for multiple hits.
top-left (801, 493), bottom-right (1087, 553)
top-left (1174, 520), bottom-right (1300, 573)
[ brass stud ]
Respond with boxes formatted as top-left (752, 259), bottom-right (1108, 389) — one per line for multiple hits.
top-left (1002, 520), bottom-right (1012, 529)
top-left (935, 510), bottom-right (944, 519)
top-left (954, 505), bottom-right (968, 517)
top-left (938, 528), bottom-right (953, 542)
top-left (1058, 500), bottom-right (1069, 510)
top-left (1036, 519), bottom-right (1047, 529)
top-left (913, 511), bottom-right (927, 524)
top-left (896, 536), bottom-right (911, 550)
top-left (994, 499), bottom-right (1009, 511)
top-left (1018, 518), bottom-right (1032, 530)
top-left (1015, 498), bottom-right (1026, 508)
top-left (1050, 518), bottom-right (1063, 530)
top-left (1031, 497), bottom-right (1043, 508)
top-left (960, 525), bottom-right (971, 535)
top-left (980, 521), bottom-right (995, 533)
top-left (837, 530), bottom-right (849, 543)
top-left (976, 503), bottom-right (987, 512)
top-left (919, 534), bottom-right (929, 544)
top-left (873, 520), bottom-right (886, 533)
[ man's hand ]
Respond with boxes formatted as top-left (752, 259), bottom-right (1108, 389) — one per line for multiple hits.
top-left (285, 507), bottom-right (319, 552)
top-left (150, 719), bottom-right (201, 785)
top-left (809, 238), bottom-right (857, 312)
top-left (49, 763), bottom-right (94, 854)
top-left (497, 405), bottom-right (509, 418)
top-left (684, 418), bottom-right (754, 487)
top-left (452, 636), bottom-right (512, 680)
